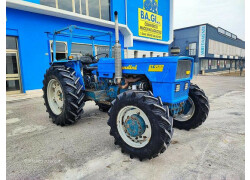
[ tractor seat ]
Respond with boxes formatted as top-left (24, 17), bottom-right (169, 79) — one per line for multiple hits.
top-left (72, 54), bottom-right (97, 64)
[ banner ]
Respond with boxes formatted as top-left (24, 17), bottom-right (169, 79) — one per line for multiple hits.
top-left (198, 25), bottom-right (206, 57)
top-left (138, 8), bottom-right (162, 40)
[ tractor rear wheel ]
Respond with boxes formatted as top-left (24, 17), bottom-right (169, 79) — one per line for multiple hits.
top-left (43, 65), bottom-right (85, 126)
top-left (173, 84), bottom-right (209, 130)
top-left (108, 91), bottom-right (173, 160)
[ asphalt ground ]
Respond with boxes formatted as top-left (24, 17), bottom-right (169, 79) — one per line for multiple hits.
top-left (6, 75), bottom-right (245, 180)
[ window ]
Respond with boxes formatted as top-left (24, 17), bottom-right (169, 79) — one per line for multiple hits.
top-left (225, 60), bottom-right (230, 68)
top-left (143, 54), bottom-right (146, 58)
top-left (6, 36), bottom-right (22, 93)
top-left (231, 60), bottom-right (235, 68)
top-left (163, 53), bottom-right (166, 57)
top-left (225, 31), bottom-right (231, 37)
top-left (157, 55), bottom-right (160, 57)
top-left (100, 0), bottom-right (110, 20)
top-left (40, 0), bottom-right (110, 20)
top-left (50, 41), bottom-right (67, 61)
top-left (6, 36), bottom-right (17, 50)
top-left (96, 45), bottom-right (110, 58)
top-left (219, 60), bottom-right (224, 69)
top-left (40, 0), bottom-right (56, 8)
top-left (218, 27), bottom-right (236, 39)
top-left (211, 60), bottom-right (217, 69)
top-left (236, 61), bottom-right (239, 69)
top-left (189, 43), bottom-right (196, 56)
top-left (58, 0), bottom-right (72, 11)
top-left (134, 51), bottom-right (138, 58)
top-left (150, 52), bottom-right (153, 57)
top-left (81, 0), bottom-right (87, 15)
top-left (232, 34), bottom-right (237, 40)
top-left (201, 60), bottom-right (208, 70)
top-left (74, 0), bottom-right (81, 14)
top-left (89, 0), bottom-right (100, 18)
top-left (218, 27), bottom-right (226, 34)
top-left (71, 43), bottom-right (93, 56)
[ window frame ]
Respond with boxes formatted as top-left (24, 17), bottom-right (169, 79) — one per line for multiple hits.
top-left (95, 44), bottom-right (111, 58)
top-left (42, 0), bottom-right (110, 20)
top-left (211, 60), bottom-right (217, 70)
top-left (188, 42), bottom-right (197, 56)
top-left (201, 59), bottom-right (208, 70)
top-left (49, 40), bottom-right (68, 61)
top-left (71, 42), bottom-right (93, 56)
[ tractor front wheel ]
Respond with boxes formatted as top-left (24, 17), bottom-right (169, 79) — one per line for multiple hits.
top-left (173, 83), bottom-right (209, 130)
top-left (108, 91), bottom-right (173, 160)
top-left (43, 65), bottom-right (85, 126)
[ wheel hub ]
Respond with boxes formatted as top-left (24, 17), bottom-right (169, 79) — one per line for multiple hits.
top-left (117, 106), bottom-right (152, 148)
top-left (124, 114), bottom-right (146, 137)
top-left (174, 97), bottom-right (195, 122)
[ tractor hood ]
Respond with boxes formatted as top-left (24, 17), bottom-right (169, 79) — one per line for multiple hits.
top-left (97, 56), bottom-right (194, 83)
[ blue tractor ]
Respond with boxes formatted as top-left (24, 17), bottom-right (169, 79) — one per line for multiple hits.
top-left (43, 12), bottom-right (209, 160)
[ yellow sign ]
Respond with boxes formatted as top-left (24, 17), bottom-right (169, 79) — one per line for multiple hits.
top-left (148, 65), bottom-right (164, 72)
top-left (186, 71), bottom-right (190, 75)
top-left (122, 65), bottom-right (137, 70)
top-left (138, 8), bottom-right (162, 40)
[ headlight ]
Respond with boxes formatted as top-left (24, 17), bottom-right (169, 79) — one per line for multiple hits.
top-left (185, 83), bottom-right (189, 90)
top-left (175, 84), bottom-right (180, 92)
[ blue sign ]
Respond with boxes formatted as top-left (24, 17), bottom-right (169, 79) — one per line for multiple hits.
top-left (199, 25), bottom-right (206, 57)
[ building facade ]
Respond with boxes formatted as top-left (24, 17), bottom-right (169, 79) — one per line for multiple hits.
top-left (170, 24), bottom-right (245, 75)
top-left (6, 0), bottom-right (173, 93)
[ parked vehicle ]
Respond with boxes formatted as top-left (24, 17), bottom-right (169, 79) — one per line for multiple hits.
top-left (43, 12), bottom-right (209, 160)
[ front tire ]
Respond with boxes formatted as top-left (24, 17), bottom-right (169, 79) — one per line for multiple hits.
top-left (43, 65), bottom-right (85, 126)
top-left (173, 83), bottom-right (209, 130)
top-left (108, 91), bottom-right (173, 160)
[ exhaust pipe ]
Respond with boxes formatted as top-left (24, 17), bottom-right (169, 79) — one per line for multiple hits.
top-left (114, 11), bottom-right (122, 84)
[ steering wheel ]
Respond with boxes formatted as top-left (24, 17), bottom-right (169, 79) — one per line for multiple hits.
top-left (79, 52), bottom-right (109, 64)
top-left (94, 53), bottom-right (109, 58)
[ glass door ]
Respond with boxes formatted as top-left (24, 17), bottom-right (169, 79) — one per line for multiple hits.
top-left (6, 36), bottom-right (22, 94)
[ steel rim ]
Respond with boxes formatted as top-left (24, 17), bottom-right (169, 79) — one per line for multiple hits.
top-left (117, 106), bottom-right (152, 148)
top-left (175, 97), bottom-right (195, 122)
top-left (47, 78), bottom-right (64, 115)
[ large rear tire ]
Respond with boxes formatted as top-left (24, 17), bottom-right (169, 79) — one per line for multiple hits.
top-left (108, 91), bottom-right (173, 160)
top-left (43, 65), bottom-right (85, 126)
top-left (173, 83), bottom-right (209, 130)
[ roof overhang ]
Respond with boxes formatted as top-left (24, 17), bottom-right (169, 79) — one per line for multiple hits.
top-left (6, 0), bottom-right (133, 47)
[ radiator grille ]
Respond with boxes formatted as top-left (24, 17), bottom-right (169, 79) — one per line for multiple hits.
top-left (176, 60), bottom-right (192, 80)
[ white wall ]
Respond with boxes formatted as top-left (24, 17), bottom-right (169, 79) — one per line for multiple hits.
top-left (208, 39), bottom-right (245, 57)
top-left (124, 49), bottom-right (168, 58)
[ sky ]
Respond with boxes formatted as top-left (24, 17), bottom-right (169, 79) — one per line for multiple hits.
top-left (174, 0), bottom-right (245, 40)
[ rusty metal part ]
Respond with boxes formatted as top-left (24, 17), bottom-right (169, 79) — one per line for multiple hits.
top-left (118, 77), bottom-right (141, 89)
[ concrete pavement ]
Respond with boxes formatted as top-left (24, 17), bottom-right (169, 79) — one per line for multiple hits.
top-left (6, 76), bottom-right (245, 180)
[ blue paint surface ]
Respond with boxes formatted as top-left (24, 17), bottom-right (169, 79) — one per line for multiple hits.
top-left (97, 56), bottom-right (194, 104)
top-left (7, 0), bottom-right (172, 92)
top-left (125, 114), bottom-right (146, 137)
top-left (6, 8), bottom-right (124, 92)
top-left (110, 0), bottom-right (126, 24)
top-left (25, 0), bottom-right (40, 4)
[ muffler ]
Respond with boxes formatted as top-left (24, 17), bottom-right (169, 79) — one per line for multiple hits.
top-left (114, 11), bottom-right (122, 84)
